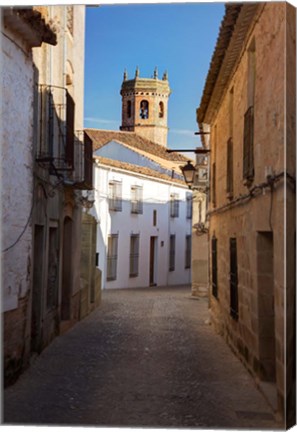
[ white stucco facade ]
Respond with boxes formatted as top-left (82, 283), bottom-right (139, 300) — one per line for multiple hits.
top-left (1, 25), bottom-right (35, 312)
top-left (92, 160), bottom-right (192, 289)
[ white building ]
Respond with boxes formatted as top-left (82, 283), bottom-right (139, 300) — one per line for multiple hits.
top-left (85, 69), bottom-right (193, 289)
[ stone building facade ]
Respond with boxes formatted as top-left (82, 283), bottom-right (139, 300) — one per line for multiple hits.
top-left (120, 68), bottom-right (171, 147)
top-left (197, 3), bottom-right (295, 425)
top-left (2, 6), bottom-right (98, 386)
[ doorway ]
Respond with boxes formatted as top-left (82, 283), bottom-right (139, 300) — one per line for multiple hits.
top-left (61, 217), bottom-right (72, 320)
top-left (257, 231), bottom-right (276, 382)
top-left (31, 224), bottom-right (44, 353)
top-left (149, 236), bottom-right (157, 286)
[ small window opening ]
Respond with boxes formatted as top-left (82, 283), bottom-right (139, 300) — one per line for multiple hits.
top-left (140, 100), bottom-right (149, 119)
top-left (159, 101), bottom-right (164, 118)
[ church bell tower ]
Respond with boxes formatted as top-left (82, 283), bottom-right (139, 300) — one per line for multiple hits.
top-left (120, 67), bottom-right (171, 147)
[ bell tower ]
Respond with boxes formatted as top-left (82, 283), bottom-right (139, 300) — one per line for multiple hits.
top-left (120, 67), bottom-right (171, 147)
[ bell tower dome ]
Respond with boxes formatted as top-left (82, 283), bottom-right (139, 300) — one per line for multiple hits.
top-left (120, 67), bottom-right (171, 147)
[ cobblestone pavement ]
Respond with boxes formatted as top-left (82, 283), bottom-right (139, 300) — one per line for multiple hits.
top-left (3, 286), bottom-right (280, 429)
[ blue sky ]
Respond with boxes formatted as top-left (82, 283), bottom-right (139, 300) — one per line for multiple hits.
top-left (84, 2), bottom-right (225, 150)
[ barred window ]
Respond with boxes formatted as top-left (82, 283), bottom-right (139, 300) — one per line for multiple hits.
top-left (107, 234), bottom-right (118, 281)
top-left (169, 234), bottom-right (176, 271)
top-left (109, 181), bottom-right (122, 211)
top-left (131, 185), bottom-right (143, 214)
top-left (129, 234), bottom-right (140, 277)
top-left (170, 193), bottom-right (179, 218)
top-left (185, 235), bottom-right (191, 269)
top-left (230, 237), bottom-right (239, 320)
top-left (186, 192), bottom-right (192, 219)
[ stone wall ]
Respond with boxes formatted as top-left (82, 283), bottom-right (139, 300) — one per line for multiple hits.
top-left (206, 3), bottom-right (290, 420)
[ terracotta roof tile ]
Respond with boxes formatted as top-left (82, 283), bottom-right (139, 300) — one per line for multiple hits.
top-left (85, 129), bottom-right (189, 163)
top-left (94, 156), bottom-right (187, 187)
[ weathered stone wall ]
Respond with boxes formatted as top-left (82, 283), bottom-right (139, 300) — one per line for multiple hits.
top-left (207, 2), bottom-right (289, 419)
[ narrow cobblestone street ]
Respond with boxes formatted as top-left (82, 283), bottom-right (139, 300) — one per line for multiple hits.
top-left (4, 286), bottom-right (280, 429)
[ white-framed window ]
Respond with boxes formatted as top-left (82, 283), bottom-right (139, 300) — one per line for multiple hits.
top-left (109, 180), bottom-right (122, 211)
top-left (131, 185), bottom-right (143, 214)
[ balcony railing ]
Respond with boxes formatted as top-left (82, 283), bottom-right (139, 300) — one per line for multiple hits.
top-left (34, 85), bottom-right (93, 190)
top-left (35, 84), bottom-right (74, 172)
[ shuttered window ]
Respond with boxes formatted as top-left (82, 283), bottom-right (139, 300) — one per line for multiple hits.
top-left (211, 237), bottom-right (218, 298)
top-left (230, 238), bottom-right (239, 320)
top-left (226, 137), bottom-right (233, 197)
top-left (107, 234), bottom-right (118, 281)
top-left (83, 131), bottom-right (93, 189)
top-left (211, 162), bottom-right (216, 207)
top-left (243, 106), bottom-right (254, 181)
top-left (169, 235), bottom-right (176, 271)
top-left (129, 234), bottom-right (140, 277)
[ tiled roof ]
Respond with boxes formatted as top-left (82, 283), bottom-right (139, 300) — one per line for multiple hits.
top-left (197, 3), bottom-right (261, 130)
top-left (3, 7), bottom-right (57, 46)
top-left (94, 156), bottom-right (187, 187)
top-left (85, 129), bottom-right (189, 163)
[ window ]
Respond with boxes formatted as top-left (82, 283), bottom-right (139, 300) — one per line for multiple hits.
top-left (226, 137), bottom-right (233, 197)
top-left (185, 235), bottom-right (191, 269)
top-left (211, 162), bottom-right (216, 207)
top-left (108, 181), bottom-right (122, 211)
top-left (211, 236), bottom-right (218, 298)
top-left (107, 234), bottom-right (118, 281)
top-left (243, 40), bottom-right (256, 183)
top-left (186, 192), bottom-right (192, 219)
top-left (169, 234), bottom-right (176, 271)
top-left (140, 100), bottom-right (149, 119)
top-left (127, 100), bottom-right (132, 118)
top-left (170, 193), bottom-right (179, 218)
top-left (153, 209), bottom-right (157, 226)
top-left (243, 106), bottom-right (254, 181)
top-left (230, 237), bottom-right (238, 320)
top-left (129, 234), bottom-right (140, 277)
top-left (159, 101), bottom-right (164, 118)
top-left (131, 185), bottom-right (143, 214)
top-left (66, 90), bottom-right (75, 168)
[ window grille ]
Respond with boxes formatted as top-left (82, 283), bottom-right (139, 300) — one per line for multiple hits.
top-left (211, 236), bottom-right (218, 298)
top-left (243, 106), bottom-right (254, 181)
top-left (131, 185), bottom-right (143, 214)
top-left (170, 193), bottom-right (179, 218)
top-left (129, 234), bottom-right (140, 277)
top-left (226, 137), bottom-right (233, 197)
top-left (230, 237), bottom-right (239, 320)
top-left (185, 235), bottom-right (191, 269)
top-left (186, 193), bottom-right (192, 219)
top-left (169, 234), bottom-right (176, 271)
top-left (107, 234), bottom-right (118, 281)
top-left (35, 85), bottom-right (75, 172)
top-left (109, 181), bottom-right (122, 211)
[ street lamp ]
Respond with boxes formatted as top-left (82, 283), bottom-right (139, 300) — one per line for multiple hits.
top-left (180, 160), bottom-right (196, 188)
